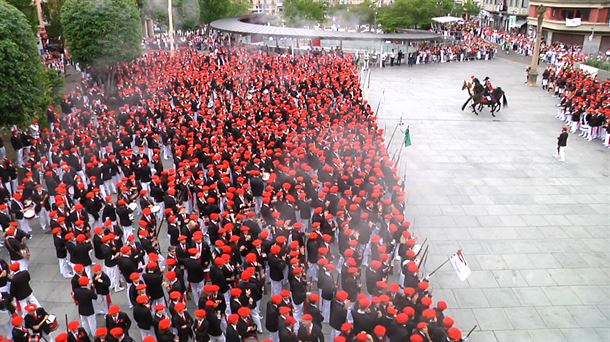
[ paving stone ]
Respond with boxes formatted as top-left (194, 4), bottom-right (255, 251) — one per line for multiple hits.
top-left (482, 288), bottom-right (521, 307)
top-left (472, 308), bottom-right (513, 330)
top-left (571, 286), bottom-right (610, 305)
top-left (465, 330), bottom-right (498, 342)
top-left (493, 330), bottom-right (534, 342)
top-left (542, 286), bottom-right (583, 305)
top-left (568, 306), bottom-right (610, 328)
top-left (595, 328), bottom-right (610, 341)
top-left (520, 269), bottom-right (558, 286)
top-left (467, 271), bottom-right (500, 288)
top-left (512, 287), bottom-right (552, 306)
top-left (548, 269), bottom-right (588, 286)
top-left (453, 289), bottom-right (491, 308)
top-left (501, 254), bottom-right (531, 269)
top-left (528, 329), bottom-right (567, 342)
top-left (475, 255), bottom-right (509, 270)
top-left (560, 328), bottom-right (603, 342)
top-left (492, 270), bottom-right (528, 288)
top-left (504, 306), bottom-right (547, 329)
top-left (536, 306), bottom-right (579, 329)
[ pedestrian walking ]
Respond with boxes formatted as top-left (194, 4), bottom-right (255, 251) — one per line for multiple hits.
top-left (554, 126), bottom-right (569, 162)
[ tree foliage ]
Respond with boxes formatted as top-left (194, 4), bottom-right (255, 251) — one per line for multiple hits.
top-left (5, 0), bottom-right (38, 31)
top-left (0, 1), bottom-right (47, 126)
top-left (43, 0), bottom-right (65, 41)
top-left (61, 0), bottom-right (142, 68)
top-left (284, 0), bottom-right (327, 26)
top-left (199, 0), bottom-right (249, 24)
top-left (378, 0), bottom-right (459, 32)
top-left (461, 0), bottom-right (481, 17)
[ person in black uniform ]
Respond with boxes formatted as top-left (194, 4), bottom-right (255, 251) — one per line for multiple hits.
top-left (73, 276), bottom-right (98, 336)
top-left (278, 316), bottom-right (298, 342)
top-left (297, 314), bottom-right (324, 342)
top-left (554, 126), bottom-right (569, 162)
top-left (192, 309), bottom-right (209, 342)
top-left (133, 294), bottom-right (155, 339)
top-left (92, 264), bottom-right (111, 314)
top-left (105, 305), bottom-right (131, 338)
top-left (11, 315), bottom-right (30, 342)
top-left (225, 314), bottom-right (240, 342)
top-left (156, 318), bottom-right (176, 342)
top-left (67, 320), bottom-right (91, 342)
top-left (171, 302), bottom-right (193, 342)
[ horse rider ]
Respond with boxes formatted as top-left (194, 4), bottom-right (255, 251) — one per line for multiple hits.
top-left (471, 76), bottom-right (484, 96)
top-left (483, 77), bottom-right (494, 102)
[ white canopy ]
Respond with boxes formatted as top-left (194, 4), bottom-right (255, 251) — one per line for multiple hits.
top-left (432, 16), bottom-right (464, 24)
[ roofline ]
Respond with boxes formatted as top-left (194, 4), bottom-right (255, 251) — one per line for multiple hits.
top-left (210, 16), bottom-right (442, 42)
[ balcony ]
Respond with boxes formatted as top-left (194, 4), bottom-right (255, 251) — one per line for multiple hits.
top-left (526, 18), bottom-right (610, 33)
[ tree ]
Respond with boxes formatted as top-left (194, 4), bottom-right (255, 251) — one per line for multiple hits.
top-left (284, 0), bottom-right (327, 26)
top-left (5, 0), bottom-right (38, 31)
top-left (0, 1), bottom-right (47, 126)
top-left (61, 0), bottom-right (142, 93)
top-left (199, 0), bottom-right (249, 24)
top-left (378, 0), bottom-right (437, 32)
top-left (462, 0), bottom-right (481, 17)
top-left (43, 0), bottom-right (66, 42)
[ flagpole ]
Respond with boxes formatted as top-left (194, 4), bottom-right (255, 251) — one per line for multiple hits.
top-left (426, 258), bottom-right (451, 278)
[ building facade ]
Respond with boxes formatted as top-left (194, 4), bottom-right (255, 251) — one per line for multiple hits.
top-left (481, 0), bottom-right (530, 31)
top-left (527, 0), bottom-right (610, 54)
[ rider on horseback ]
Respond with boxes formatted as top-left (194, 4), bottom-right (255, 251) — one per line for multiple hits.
top-left (483, 77), bottom-right (494, 103)
top-left (471, 76), bottom-right (485, 98)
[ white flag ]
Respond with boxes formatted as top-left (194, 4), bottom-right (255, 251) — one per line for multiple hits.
top-left (450, 249), bottom-right (471, 281)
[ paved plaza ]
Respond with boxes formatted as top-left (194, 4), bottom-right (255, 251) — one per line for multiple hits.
top-left (1, 55), bottom-right (608, 342)
top-left (369, 56), bottom-right (610, 341)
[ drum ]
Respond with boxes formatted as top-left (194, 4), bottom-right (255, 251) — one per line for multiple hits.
top-left (150, 205), bottom-right (161, 213)
top-left (128, 202), bottom-right (138, 211)
top-left (23, 208), bottom-right (36, 219)
top-left (46, 314), bottom-right (59, 332)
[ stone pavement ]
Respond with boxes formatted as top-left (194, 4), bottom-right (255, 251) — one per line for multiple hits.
top-left (368, 57), bottom-right (610, 342)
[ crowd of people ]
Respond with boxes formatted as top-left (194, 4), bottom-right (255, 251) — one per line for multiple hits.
top-left (544, 64), bottom-right (610, 147)
top-left (0, 32), bottom-right (466, 342)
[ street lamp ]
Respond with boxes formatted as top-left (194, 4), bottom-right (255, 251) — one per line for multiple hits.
top-left (527, 5), bottom-right (545, 86)
top-left (168, 0), bottom-right (175, 56)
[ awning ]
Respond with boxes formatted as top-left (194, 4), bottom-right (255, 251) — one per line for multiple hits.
top-left (431, 16), bottom-right (464, 24)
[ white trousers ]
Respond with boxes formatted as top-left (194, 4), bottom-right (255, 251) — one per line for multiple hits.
top-left (59, 258), bottom-right (74, 278)
top-left (80, 314), bottom-right (97, 336)
top-left (555, 146), bottom-right (566, 161)
top-left (18, 294), bottom-right (41, 315)
top-left (271, 280), bottom-right (282, 296)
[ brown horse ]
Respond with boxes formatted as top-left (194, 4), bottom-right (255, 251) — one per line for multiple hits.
top-left (461, 80), bottom-right (508, 117)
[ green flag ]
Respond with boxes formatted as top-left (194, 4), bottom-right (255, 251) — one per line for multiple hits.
top-left (404, 127), bottom-right (412, 147)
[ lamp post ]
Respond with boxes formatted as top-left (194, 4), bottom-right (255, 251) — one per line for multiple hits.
top-left (168, 0), bottom-right (175, 56)
top-left (527, 5), bottom-right (546, 86)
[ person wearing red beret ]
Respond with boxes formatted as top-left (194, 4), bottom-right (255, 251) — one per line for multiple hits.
top-left (9, 263), bottom-right (40, 315)
top-left (66, 320), bottom-right (89, 342)
top-left (297, 314), bottom-right (323, 342)
top-left (104, 306), bottom-right (131, 339)
top-left (278, 316), bottom-right (297, 342)
top-left (73, 275), bottom-right (98, 336)
top-left (171, 302), bottom-right (193, 342)
top-left (304, 293), bottom-right (324, 330)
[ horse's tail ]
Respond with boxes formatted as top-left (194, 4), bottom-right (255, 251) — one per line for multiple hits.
top-left (502, 93), bottom-right (508, 107)
top-left (461, 97), bottom-right (472, 111)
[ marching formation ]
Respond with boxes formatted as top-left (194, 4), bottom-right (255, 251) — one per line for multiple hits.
top-left (0, 38), bottom-right (465, 342)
